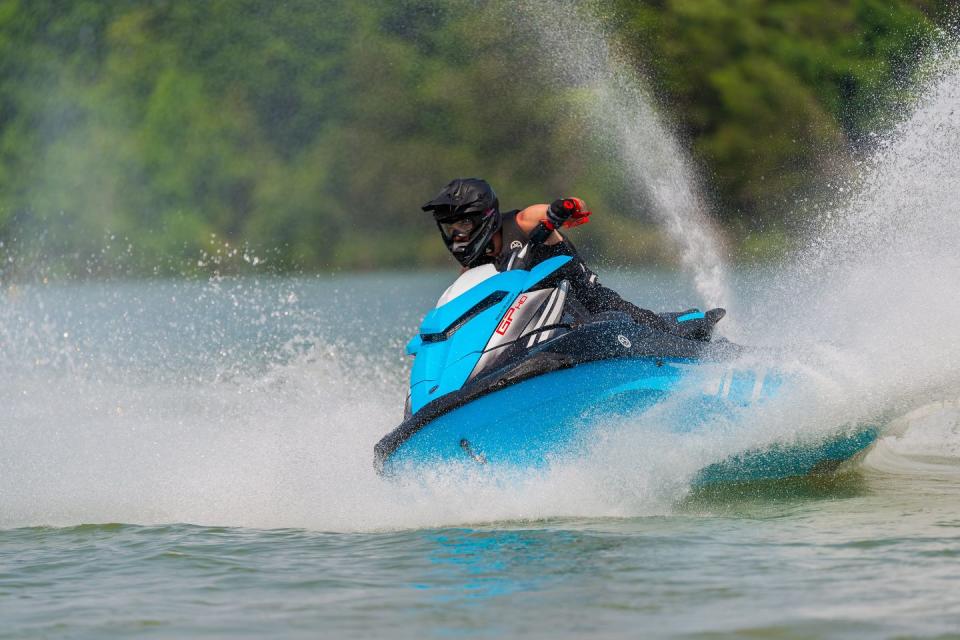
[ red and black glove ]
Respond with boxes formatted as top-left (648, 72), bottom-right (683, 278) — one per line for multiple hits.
top-left (545, 197), bottom-right (591, 230)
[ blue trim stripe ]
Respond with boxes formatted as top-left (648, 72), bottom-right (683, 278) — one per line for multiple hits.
top-left (677, 311), bottom-right (706, 323)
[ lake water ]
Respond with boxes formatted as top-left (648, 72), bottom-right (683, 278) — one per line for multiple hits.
top-left (2, 273), bottom-right (960, 638)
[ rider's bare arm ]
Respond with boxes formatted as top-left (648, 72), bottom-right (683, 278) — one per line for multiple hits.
top-left (516, 205), bottom-right (564, 245)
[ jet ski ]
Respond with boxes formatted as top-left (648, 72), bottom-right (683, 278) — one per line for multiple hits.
top-left (374, 255), bottom-right (878, 484)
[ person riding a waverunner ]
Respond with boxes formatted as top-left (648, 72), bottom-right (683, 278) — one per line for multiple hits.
top-left (422, 177), bottom-right (671, 331)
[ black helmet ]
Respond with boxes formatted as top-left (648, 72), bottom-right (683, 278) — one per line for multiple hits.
top-left (422, 178), bottom-right (501, 268)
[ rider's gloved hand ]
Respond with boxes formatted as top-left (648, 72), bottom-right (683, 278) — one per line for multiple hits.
top-left (545, 197), bottom-right (591, 229)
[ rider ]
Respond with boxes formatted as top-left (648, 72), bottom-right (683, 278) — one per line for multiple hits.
top-left (422, 177), bottom-right (671, 330)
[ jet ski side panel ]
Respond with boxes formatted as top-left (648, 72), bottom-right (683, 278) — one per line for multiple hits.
top-left (381, 358), bottom-right (792, 472)
top-left (383, 357), bottom-right (690, 474)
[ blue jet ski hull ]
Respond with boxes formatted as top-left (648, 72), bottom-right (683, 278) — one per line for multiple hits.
top-left (377, 356), bottom-right (878, 484)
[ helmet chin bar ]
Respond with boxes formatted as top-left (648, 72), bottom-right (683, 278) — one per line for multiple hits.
top-left (450, 237), bottom-right (496, 268)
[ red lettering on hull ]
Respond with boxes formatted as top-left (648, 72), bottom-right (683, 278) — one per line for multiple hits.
top-left (496, 294), bottom-right (528, 335)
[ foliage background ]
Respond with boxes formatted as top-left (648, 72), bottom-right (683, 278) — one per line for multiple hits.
top-left (0, 0), bottom-right (952, 276)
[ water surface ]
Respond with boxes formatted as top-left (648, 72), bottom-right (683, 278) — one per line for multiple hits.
top-left (2, 275), bottom-right (959, 638)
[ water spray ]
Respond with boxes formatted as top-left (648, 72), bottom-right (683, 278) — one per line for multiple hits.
top-left (514, 0), bottom-right (731, 310)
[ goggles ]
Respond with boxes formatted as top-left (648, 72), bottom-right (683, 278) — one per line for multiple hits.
top-left (439, 214), bottom-right (486, 242)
